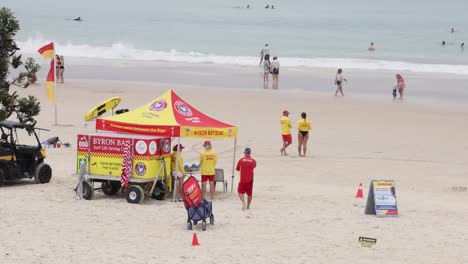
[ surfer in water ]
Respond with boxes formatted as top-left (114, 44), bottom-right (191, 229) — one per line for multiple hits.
top-left (73, 17), bottom-right (83, 22)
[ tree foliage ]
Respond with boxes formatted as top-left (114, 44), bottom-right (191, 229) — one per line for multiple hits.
top-left (0, 7), bottom-right (41, 126)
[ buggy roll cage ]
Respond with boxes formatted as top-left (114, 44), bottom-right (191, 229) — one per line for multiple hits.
top-left (0, 121), bottom-right (49, 146)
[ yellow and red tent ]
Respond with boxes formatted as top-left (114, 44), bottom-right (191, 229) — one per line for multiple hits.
top-left (96, 90), bottom-right (237, 139)
top-left (96, 90), bottom-right (239, 194)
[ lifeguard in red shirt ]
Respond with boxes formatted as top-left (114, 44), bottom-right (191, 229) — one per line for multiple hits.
top-left (236, 147), bottom-right (257, 210)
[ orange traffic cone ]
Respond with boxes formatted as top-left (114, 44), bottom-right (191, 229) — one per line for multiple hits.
top-left (192, 233), bottom-right (200, 246)
top-left (355, 183), bottom-right (364, 198)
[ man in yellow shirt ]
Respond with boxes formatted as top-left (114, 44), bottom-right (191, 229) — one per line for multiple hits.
top-left (171, 144), bottom-right (186, 202)
top-left (200, 140), bottom-right (218, 200)
top-left (280, 110), bottom-right (293, 156)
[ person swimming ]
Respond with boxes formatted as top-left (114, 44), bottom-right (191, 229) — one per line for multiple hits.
top-left (442, 41), bottom-right (446, 46)
top-left (265, 5), bottom-right (270, 8)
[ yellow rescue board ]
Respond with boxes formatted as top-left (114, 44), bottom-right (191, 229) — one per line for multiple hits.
top-left (84, 96), bottom-right (122, 121)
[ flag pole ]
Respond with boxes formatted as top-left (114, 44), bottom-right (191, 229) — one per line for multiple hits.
top-left (53, 46), bottom-right (57, 125)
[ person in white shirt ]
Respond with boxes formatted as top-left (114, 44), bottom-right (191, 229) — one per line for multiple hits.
top-left (259, 44), bottom-right (270, 65)
top-left (368, 42), bottom-right (375, 51)
top-left (334, 68), bottom-right (347, 96)
top-left (271, 56), bottom-right (280, 89)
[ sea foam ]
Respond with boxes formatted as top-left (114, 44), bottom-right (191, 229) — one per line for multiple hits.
top-left (18, 37), bottom-right (468, 75)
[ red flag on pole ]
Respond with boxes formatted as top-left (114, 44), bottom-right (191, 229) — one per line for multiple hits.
top-left (45, 60), bottom-right (55, 104)
top-left (38, 42), bottom-right (54, 59)
top-left (121, 140), bottom-right (132, 188)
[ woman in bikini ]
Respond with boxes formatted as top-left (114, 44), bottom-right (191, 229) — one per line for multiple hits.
top-left (55, 55), bottom-right (61, 80)
top-left (297, 112), bottom-right (312, 157)
top-left (334, 68), bottom-right (347, 96)
top-left (396, 73), bottom-right (405, 99)
top-left (59, 55), bottom-right (65, 83)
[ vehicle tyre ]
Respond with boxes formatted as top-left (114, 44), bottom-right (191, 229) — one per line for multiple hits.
top-left (102, 181), bottom-right (121, 195)
top-left (125, 185), bottom-right (145, 204)
top-left (0, 167), bottom-right (5, 187)
top-left (82, 181), bottom-right (95, 200)
top-left (151, 181), bottom-right (167, 200)
top-left (187, 221), bottom-right (193, 230)
top-left (202, 221), bottom-right (207, 231)
top-left (34, 163), bottom-right (52, 184)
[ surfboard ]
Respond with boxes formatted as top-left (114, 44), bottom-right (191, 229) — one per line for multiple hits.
top-left (84, 96), bottom-right (122, 121)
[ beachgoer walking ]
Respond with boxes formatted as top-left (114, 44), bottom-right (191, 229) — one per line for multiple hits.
top-left (171, 144), bottom-right (186, 202)
top-left (334, 68), bottom-right (347, 96)
top-left (55, 55), bottom-right (61, 80)
top-left (280, 110), bottom-right (292, 156)
top-left (451, 27), bottom-right (455, 33)
top-left (396, 73), bottom-right (405, 99)
top-left (297, 112), bottom-right (311, 157)
top-left (271, 56), bottom-right (280, 89)
top-left (259, 44), bottom-right (270, 65)
top-left (58, 55), bottom-right (65, 83)
top-left (200, 141), bottom-right (218, 200)
top-left (236, 147), bottom-right (257, 210)
top-left (263, 59), bottom-right (271, 89)
top-left (368, 42), bottom-right (375, 51)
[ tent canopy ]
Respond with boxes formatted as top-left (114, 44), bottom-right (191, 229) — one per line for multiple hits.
top-left (96, 90), bottom-right (237, 139)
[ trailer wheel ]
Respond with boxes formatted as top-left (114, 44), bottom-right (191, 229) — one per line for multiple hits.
top-left (187, 221), bottom-right (193, 230)
top-left (209, 215), bottom-right (214, 225)
top-left (151, 181), bottom-right (167, 200)
top-left (102, 181), bottom-right (121, 195)
top-left (82, 181), bottom-right (95, 200)
top-left (202, 221), bottom-right (207, 231)
top-left (125, 185), bottom-right (144, 204)
top-left (34, 163), bottom-right (52, 184)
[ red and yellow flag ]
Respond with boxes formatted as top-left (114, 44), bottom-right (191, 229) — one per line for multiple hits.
top-left (46, 60), bottom-right (55, 104)
top-left (38, 42), bottom-right (55, 59)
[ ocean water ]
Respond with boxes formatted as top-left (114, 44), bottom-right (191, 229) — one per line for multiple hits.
top-left (3, 0), bottom-right (468, 74)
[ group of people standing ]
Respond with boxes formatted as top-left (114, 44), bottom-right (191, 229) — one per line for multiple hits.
top-left (170, 140), bottom-right (257, 210)
top-left (55, 55), bottom-right (65, 83)
top-left (280, 110), bottom-right (312, 157)
top-left (260, 44), bottom-right (280, 89)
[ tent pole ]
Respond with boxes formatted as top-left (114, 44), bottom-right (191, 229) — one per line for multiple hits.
top-left (172, 137), bottom-right (181, 202)
top-left (231, 137), bottom-right (237, 193)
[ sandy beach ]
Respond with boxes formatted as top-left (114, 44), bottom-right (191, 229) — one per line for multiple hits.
top-left (0, 69), bottom-right (467, 264)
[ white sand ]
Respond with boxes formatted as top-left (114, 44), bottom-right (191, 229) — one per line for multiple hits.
top-left (1, 78), bottom-right (467, 264)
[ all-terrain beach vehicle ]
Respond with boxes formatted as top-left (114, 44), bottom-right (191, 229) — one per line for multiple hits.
top-left (0, 121), bottom-right (52, 185)
top-left (183, 176), bottom-right (214, 231)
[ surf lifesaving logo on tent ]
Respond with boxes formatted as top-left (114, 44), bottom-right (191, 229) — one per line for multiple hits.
top-left (174, 101), bottom-right (192, 116)
top-left (163, 139), bottom-right (170, 153)
top-left (135, 162), bottom-right (147, 176)
top-left (149, 99), bottom-right (168, 112)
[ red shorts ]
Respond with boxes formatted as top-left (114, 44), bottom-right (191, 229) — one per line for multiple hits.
top-left (238, 182), bottom-right (253, 196)
top-left (201, 175), bottom-right (215, 182)
top-left (282, 134), bottom-right (292, 143)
